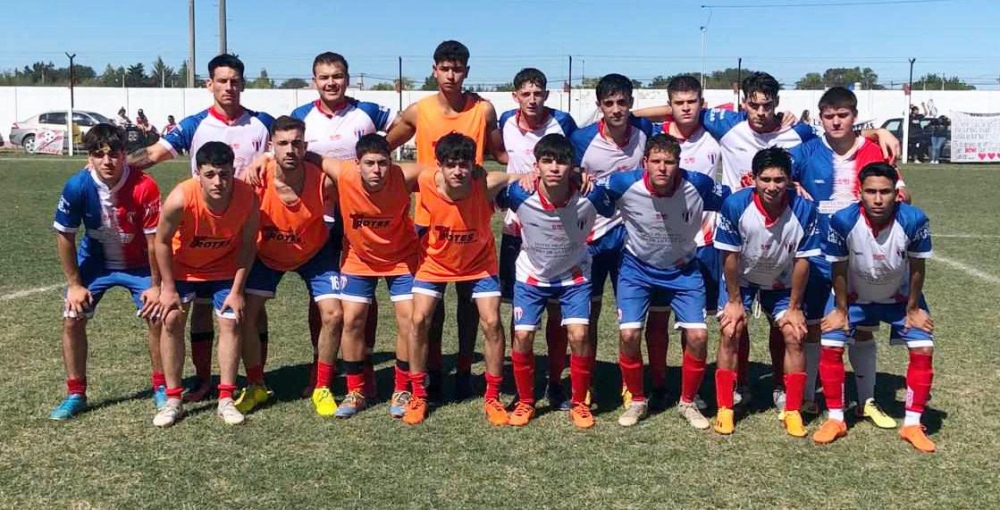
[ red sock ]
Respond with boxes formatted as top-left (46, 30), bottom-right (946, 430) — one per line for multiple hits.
top-left (316, 361), bottom-right (334, 389)
top-left (784, 372), bottom-right (806, 412)
top-left (151, 371), bottom-right (166, 389)
top-left (166, 387), bottom-right (184, 399)
top-left (484, 372), bottom-right (503, 401)
top-left (346, 373), bottom-right (365, 394)
top-left (190, 332), bottom-right (213, 381)
top-left (905, 351), bottom-right (934, 414)
top-left (618, 351), bottom-right (645, 402)
top-left (394, 361), bottom-right (410, 392)
top-left (217, 384), bottom-right (236, 400)
top-left (247, 365), bottom-right (265, 386)
top-left (569, 354), bottom-right (592, 404)
top-left (737, 329), bottom-right (750, 385)
top-left (512, 350), bottom-right (535, 405)
top-left (546, 323), bottom-right (568, 385)
top-left (715, 369), bottom-right (736, 409)
top-left (67, 377), bottom-right (87, 396)
top-left (410, 371), bottom-right (428, 399)
top-left (769, 327), bottom-right (785, 385)
top-left (819, 347), bottom-right (846, 411)
top-left (647, 334), bottom-right (668, 390)
top-left (681, 352), bottom-right (706, 404)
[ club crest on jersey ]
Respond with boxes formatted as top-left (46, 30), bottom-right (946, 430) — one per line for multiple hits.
top-left (58, 196), bottom-right (71, 214)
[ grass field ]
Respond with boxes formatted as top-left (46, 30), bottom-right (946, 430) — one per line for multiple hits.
top-left (1, 156), bottom-right (999, 508)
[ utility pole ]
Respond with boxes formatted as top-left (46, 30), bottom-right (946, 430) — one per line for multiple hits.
top-left (568, 55), bottom-right (573, 115)
top-left (188, 0), bottom-right (196, 87)
top-left (903, 58), bottom-right (916, 163)
top-left (66, 52), bottom-right (76, 156)
top-left (219, 0), bottom-right (227, 54)
top-left (65, 53), bottom-right (76, 109)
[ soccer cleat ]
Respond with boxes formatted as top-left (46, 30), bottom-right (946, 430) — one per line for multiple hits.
top-left (484, 398), bottom-right (509, 426)
top-left (234, 384), bottom-right (272, 414)
top-left (334, 391), bottom-right (367, 419)
top-left (311, 387), bottom-right (338, 417)
top-left (618, 400), bottom-right (649, 427)
top-left (858, 398), bottom-right (897, 429)
top-left (216, 398), bottom-right (245, 425)
top-left (773, 388), bottom-right (787, 412)
top-left (649, 387), bottom-right (669, 411)
top-left (153, 385), bottom-right (168, 410)
top-left (389, 391), bottom-right (411, 419)
top-left (801, 400), bottom-right (821, 416)
top-left (153, 400), bottom-right (184, 427)
top-left (454, 371), bottom-right (475, 402)
top-left (545, 383), bottom-right (570, 411)
top-left (570, 402), bottom-right (595, 429)
top-left (693, 394), bottom-right (709, 412)
top-left (621, 384), bottom-right (633, 410)
top-left (678, 400), bottom-right (711, 430)
top-left (713, 407), bottom-right (735, 435)
top-left (402, 397), bottom-right (428, 425)
top-left (781, 410), bottom-right (808, 438)
top-left (812, 419), bottom-right (847, 444)
top-left (49, 394), bottom-right (87, 421)
top-left (899, 425), bottom-right (936, 453)
top-left (183, 378), bottom-right (213, 403)
top-left (508, 402), bottom-right (536, 427)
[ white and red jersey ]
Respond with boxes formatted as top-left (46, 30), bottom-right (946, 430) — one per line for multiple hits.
top-left (655, 121), bottom-right (723, 247)
top-left (290, 98), bottom-right (396, 160)
top-left (159, 106), bottom-right (274, 177)
top-left (53, 166), bottom-right (161, 270)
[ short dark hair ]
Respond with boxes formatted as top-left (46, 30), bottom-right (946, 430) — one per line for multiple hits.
top-left (82, 123), bottom-right (125, 153)
top-left (742, 72), bottom-right (780, 101)
top-left (751, 147), bottom-right (792, 177)
top-left (434, 132), bottom-right (476, 164)
top-left (195, 141), bottom-right (235, 171)
top-left (433, 40), bottom-right (470, 66)
top-left (355, 133), bottom-right (391, 159)
top-left (644, 133), bottom-right (682, 159)
top-left (208, 53), bottom-right (245, 81)
top-left (513, 68), bottom-right (547, 90)
top-left (269, 115), bottom-right (306, 136)
top-left (818, 86), bottom-right (858, 113)
top-left (859, 162), bottom-right (899, 186)
top-left (533, 133), bottom-right (574, 164)
top-left (312, 52), bottom-right (349, 75)
top-left (596, 73), bottom-right (633, 101)
top-left (667, 75), bottom-right (702, 102)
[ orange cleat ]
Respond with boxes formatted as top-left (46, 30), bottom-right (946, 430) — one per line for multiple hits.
top-left (899, 425), bottom-right (936, 453)
top-left (402, 397), bottom-right (427, 425)
top-left (484, 398), bottom-right (509, 426)
top-left (570, 402), bottom-right (595, 429)
top-left (812, 419), bottom-right (847, 445)
top-left (508, 402), bottom-right (536, 427)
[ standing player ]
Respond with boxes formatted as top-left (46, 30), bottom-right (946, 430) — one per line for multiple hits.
top-left (128, 54), bottom-right (273, 402)
top-left (402, 133), bottom-right (516, 426)
top-left (154, 142), bottom-right (260, 426)
top-left (49, 124), bottom-right (165, 421)
top-left (712, 147), bottom-right (819, 437)
top-left (386, 40), bottom-right (508, 402)
top-left (814, 163), bottom-right (936, 453)
top-left (498, 67), bottom-right (579, 409)
top-left (496, 134), bottom-right (601, 428)
top-left (593, 134), bottom-right (729, 428)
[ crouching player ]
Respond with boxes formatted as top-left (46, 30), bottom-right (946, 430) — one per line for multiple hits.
top-left (814, 163), bottom-right (937, 453)
top-left (496, 134), bottom-right (601, 428)
top-left (712, 147), bottom-right (820, 437)
top-left (154, 142), bottom-right (260, 426)
top-left (50, 124), bottom-right (165, 421)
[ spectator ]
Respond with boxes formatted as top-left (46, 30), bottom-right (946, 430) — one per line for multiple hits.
top-left (929, 115), bottom-right (949, 165)
top-left (135, 109), bottom-right (158, 136)
top-left (162, 115), bottom-right (178, 135)
top-left (801, 109), bottom-right (812, 125)
top-left (115, 107), bottom-right (130, 127)
top-left (909, 105), bottom-right (927, 163)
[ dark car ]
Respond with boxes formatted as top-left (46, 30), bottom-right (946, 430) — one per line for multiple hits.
top-left (881, 117), bottom-right (950, 162)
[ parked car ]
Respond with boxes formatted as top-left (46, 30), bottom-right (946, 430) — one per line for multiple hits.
top-left (881, 117), bottom-right (950, 162)
top-left (8, 110), bottom-right (113, 154)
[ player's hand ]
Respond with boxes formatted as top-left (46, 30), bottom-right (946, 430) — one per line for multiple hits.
top-left (905, 307), bottom-right (934, 333)
top-left (242, 153), bottom-right (272, 187)
top-left (777, 308), bottom-right (808, 340)
top-left (518, 172), bottom-right (540, 192)
top-left (221, 292), bottom-right (245, 324)
top-left (793, 182), bottom-right (814, 201)
top-left (578, 173), bottom-right (595, 196)
top-left (159, 288), bottom-right (183, 316)
top-left (719, 301), bottom-right (747, 338)
top-left (64, 284), bottom-right (92, 320)
top-left (874, 128), bottom-right (900, 164)
top-left (896, 186), bottom-right (911, 204)
top-left (779, 111), bottom-right (799, 128)
top-left (821, 308), bottom-right (849, 333)
top-left (139, 285), bottom-right (162, 321)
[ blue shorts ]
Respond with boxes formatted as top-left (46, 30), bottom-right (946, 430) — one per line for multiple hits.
top-left (65, 261), bottom-right (151, 318)
top-left (512, 281), bottom-right (591, 331)
top-left (820, 296), bottom-right (934, 348)
top-left (412, 275), bottom-right (501, 300)
top-left (804, 255), bottom-right (832, 324)
top-left (340, 273), bottom-right (414, 304)
top-left (245, 242), bottom-right (339, 302)
top-left (499, 234), bottom-right (521, 302)
top-left (716, 278), bottom-right (792, 322)
top-left (175, 280), bottom-right (236, 320)
top-left (617, 252), bottom-right (707, 330)
top-left (587, 224), bottom-right (625, 301)
top-left (652, 245), bottom-right (720, 315)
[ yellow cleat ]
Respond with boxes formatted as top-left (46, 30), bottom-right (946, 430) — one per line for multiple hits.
top-left (621, 384), bottom-right (632, 410)
top-left (713, 407), bottom-right (735, 435)
top-left (781, 410), bottom-right (808, 438)
top-left (311, 387), bottom-right (338, 417)
top-left (858, 398), bottom-right (897, 429)
top-left (234, 384), bottom-right (271, 414)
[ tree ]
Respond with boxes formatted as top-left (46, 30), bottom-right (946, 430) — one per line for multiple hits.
top-left (126, 63), bottom-right (147, 87)
top-left (913, 73), bottom-right (975, 91)
top-left (421, 74), bottom-right (437, 91)
top-left (800, 67), bottom-right (884, 90)
top-left (647, 75), bottom-right (671, 89)
top-left (795, 72), bottom-right (825, 90)
top-left (248, 68), bottom-right (274, 89)
top-left (279, 78), bottom-right (309, 89)
top-left (150, 57), bottom-right (175, 87)
top-left (631, 78), bottom-right (643, 89)
top-left (494, 82), bottom-right (515, 92)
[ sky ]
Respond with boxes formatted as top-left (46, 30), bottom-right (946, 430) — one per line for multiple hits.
top-left (2, 0), bottom-right (998, 89)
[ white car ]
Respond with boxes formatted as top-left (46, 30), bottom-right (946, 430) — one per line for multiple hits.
top-left (8, 110), bottom-right (113, 154)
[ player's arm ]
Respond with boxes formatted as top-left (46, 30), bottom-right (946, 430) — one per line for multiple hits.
top-left (127, 142), bottom-right (175, 170)
top-left (154, 188), bottom-right (185, 313)
top-left (55, 231), bottom-right (90, 318)
top-left (484, 102), bottom-right (508, 164)
top-left (821, 214), bottom-right (851, 333)
top-left (859, 128), bottom-right (900, 164)
top-left (399, 162), bottom-right (433, 191)
top-left (137, 233), bottom-right (162, 320)
top-left (385, 103), bottom-right (418, 150)
top-left (224, 198), bottom-right (260, 324)
top-left (905, 257), bottom-right (933, 333)
top-left (485, 169), bottom-right (524, 200)
top-left (322, 173), bottom-right (338, 208)
top-left (718, 250), bottom-right (747, 338)
top-left (632, 105), bottom-right (671, 123)
top-left (780, 257), bottom-right (811, 339)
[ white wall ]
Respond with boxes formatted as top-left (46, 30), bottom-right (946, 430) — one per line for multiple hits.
top-left (5, 86), bottom-right (1000, 145)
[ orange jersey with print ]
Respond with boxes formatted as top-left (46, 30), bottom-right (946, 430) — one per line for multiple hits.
top-left (338, 161), bottom-right (418, 276)
top-left (254, 160), bottom-right (330, 271)
top-left (414, 169), bottom-right (497, 282)
top-left (171, 178), bottom-right (255, 281)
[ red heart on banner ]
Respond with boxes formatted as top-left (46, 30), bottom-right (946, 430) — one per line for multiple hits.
top-left (990, 153), bottom-right (997, 160)
top-left (979, 153), bottom-right (987, 160)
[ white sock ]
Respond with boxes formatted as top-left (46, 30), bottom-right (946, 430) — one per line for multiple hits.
top-left (849, 340), bottom-right (877, 404)
top-left (904, 410), bottom-right (922, 427)
top-left (805, 342), bottom-right (820, 402)
top-left (828, 409), bottom-right (845, 422)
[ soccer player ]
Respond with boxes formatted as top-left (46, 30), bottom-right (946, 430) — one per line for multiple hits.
top-left (128, 54), bottom-right (274, 402)
top-left (386, 40), bottom-right (508, 402)
top-left (231, 116), bottom-right (341, 417)
top-left (713, 147), bottom-right (820, 437)
top-left (498, 67), bottom-right (579, 409)
top-left (154, 141), bottom-right (260, 426)
top-left (496, 133), bottom-right (600, 428)
top-left (791, 86), bottom-right (910, 425)
top-left (813, 163), bottom-right (936, 453)
top-left (592, 134), bottom-right (729, 428)
top-left (402, 133), bottom-right (516, 426)
top-left (49, 124), bottom-right (165, 422)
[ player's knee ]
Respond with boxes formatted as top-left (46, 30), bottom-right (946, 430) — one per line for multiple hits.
top-left (684, 328), bottom-right (708, 349)
top-left (566, 326), bottom-right (588, 346)
top-left (320, 302), bottom-right (344, 330)
top-left (478, 313), bottom-right (502, 336)
top-left (163, 309), bottom-right (187, 333)
top-left (412, 309), bottom-right (435, 332)
top-left (910, 346), bottom-right (934, 356)
top-left (620, 328), bottom-right (642, 347)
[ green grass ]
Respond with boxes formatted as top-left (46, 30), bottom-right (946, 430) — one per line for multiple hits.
top-left (1, 159), bottom-right (999, 508)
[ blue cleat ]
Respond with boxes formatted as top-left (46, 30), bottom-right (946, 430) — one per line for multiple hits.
top-left (50, 394), bottom-right (87, 421)
top-left (153, 385), bottom-right (168, 410)
top-left (334, 391), bottom-right (367, 419)
top-left (546, 383), bottom-right (571, 412)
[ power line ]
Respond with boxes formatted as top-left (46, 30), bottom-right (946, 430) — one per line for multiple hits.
top-left (703, 0), bottom-right (954, 7)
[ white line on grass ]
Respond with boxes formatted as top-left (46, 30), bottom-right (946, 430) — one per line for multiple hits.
top-left (936, 234), bottom-right (1000, 239)
top-left (933, 255), bottom-right (1000, 285)
top-left (0, 284), bottom-right (61, 301)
